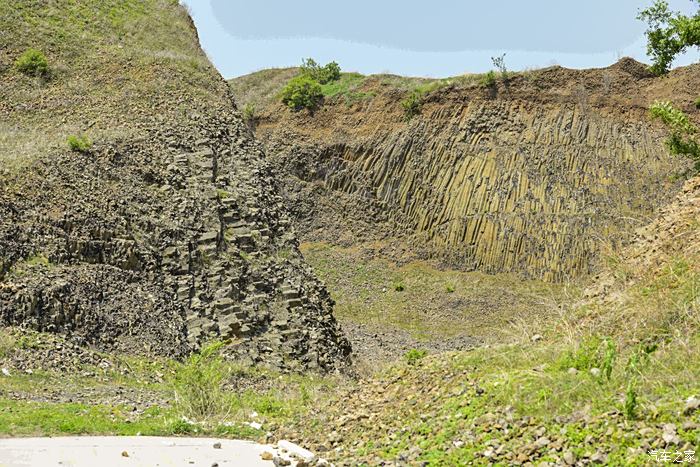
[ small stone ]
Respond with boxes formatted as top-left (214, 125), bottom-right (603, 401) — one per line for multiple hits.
top-left (662, 432), bottom-right (681, 445)
top-left (590, 367), bottom-right (601, 377)
top-left (261, 451), bottom-right (274, 460)
top-left (121, 451), bottom-right (129, 457)
top-left (684, 395), bottom-right (700, 415)
top-left (531, 334), bottom-right (543, 342)
top-left (567, 367), bottom-right (578, 375)
top-left (682, 421), bottom-right (699, 431)
top-left (272, 456), bottom-right (291, 466)
top-left (563, 451), bottom-right (576, 465)
top-left (535, 437), bottom-right (550, 448)
top-left (213, 442), bottom-right (222, 449)
top-left (1, 368), bottom-right (10, 376)
top-left (590, 450), bottom-right (608, 463)
top-left (483, 447), bottom-right (494, 458)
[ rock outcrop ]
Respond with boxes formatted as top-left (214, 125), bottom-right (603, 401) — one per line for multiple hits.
top-left (236, 60), bottom-right (698, 281)
top-left (0, 1), bottom-right (350, 371)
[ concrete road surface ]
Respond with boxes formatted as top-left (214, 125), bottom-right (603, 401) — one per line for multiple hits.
top-left (0, 436), bottom-right (300, 467)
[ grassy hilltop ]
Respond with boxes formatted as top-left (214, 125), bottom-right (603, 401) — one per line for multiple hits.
top-left (0, 0), bottom-right (227, 171)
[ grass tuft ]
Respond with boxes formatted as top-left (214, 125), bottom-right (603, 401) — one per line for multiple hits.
top-left (14, 48), bottom-right (49, 77)
top-left (67, 135), bottom-right (92, 153)
top-left (170, 341), bottom-right (230, 421)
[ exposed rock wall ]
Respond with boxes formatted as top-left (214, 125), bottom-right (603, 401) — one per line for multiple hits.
top-left (0, 111), bottom-right (351, 370)
top-left (0, 1), bottom-right (350, 371)
top-left (249, 62), bottom-right (695, 281)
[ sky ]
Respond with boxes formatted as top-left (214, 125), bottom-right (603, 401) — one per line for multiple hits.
top-left (181, 0), bottom-right (700, 79)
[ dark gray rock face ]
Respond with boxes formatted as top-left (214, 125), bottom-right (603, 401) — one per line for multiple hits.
top-left (0, 111), bottom-right (351, 371)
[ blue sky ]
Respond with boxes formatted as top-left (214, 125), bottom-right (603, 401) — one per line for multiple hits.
top-left (182, 0), bottom-right (700, 79)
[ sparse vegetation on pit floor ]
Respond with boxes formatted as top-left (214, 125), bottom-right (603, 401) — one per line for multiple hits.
top-left (300, 242), bottom-right (567, 342)
top-left (272, 248), bottom-right (700, 465)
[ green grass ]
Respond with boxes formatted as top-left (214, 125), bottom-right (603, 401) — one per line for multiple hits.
top-left (0, 400), bottom-right (174, 436)
top-left (319, 72), bottom-right (366, 98)
top-left (0, 330), bottom-right (339, 437)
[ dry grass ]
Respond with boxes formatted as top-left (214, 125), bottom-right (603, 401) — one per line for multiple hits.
top-left (0, 0), bottom-right (228, 168)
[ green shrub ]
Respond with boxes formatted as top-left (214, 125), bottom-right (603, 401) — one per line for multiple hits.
top-left (280, 75), bottom-right (323, 111)
top-left (393, 282), bottom-right (405, 292)
top-left (14, 48), bottom-right (49, 77)
top-left (404, 348), bottom-right (427, 365)
top-left (170, 341), bottom-right (230, 420)
top-left (401, 90), bottom-right (423, 120)
top-left (695, 97), bottom-right (700, 109)
top-left (481, 70), bottom-right (496, 88)
top-left (67, 135), bottom-right (92, 153)
top-left (242, 103), bottom-right (256, 127)
top-left (650, 100), bottom-right (700, 172)
top-left (300, 58), bottom-right (341, 84)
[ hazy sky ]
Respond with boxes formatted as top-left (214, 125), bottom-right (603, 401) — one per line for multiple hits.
top-left (182, 0), bottom-right (700, 78)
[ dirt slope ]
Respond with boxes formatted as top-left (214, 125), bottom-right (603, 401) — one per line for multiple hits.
top-left (231, 59), bottom-right (699, 281)
top-left (0, 1), bottom-right (350, 371)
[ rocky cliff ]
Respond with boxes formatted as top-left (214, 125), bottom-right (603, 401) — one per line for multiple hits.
top-left (233, 59), bottom-right (699, 281)
top-left (0, 0), bottom-right (350, 370)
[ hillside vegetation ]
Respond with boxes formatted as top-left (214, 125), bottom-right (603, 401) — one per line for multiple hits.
top-left (273, 178), bottom-right (700, 465)
top-left (0, 0), bottom-right (227, 171)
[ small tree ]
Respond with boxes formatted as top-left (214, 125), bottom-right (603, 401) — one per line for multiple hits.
top-left (491, 53), bottom-right (509, 80)
top-left (318, 61), bottom-right (341, 84)
top-left (280, 75), bottom-right (323, 111)
top-left (15, 48), bottom-right (49, 77)
top-left (299, 58), bottom-right (341, 84)
top-left (638, 0), bottom-right (700, 75)
top-left (650, 100), bottom-right (700, 173)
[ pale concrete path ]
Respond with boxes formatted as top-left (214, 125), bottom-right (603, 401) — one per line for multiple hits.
top-left (0, 436), bottom-right (298, 467)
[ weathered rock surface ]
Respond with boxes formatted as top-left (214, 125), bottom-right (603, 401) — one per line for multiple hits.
top-left (0, 1), bottom-right (350, 371)
top-left (239, 59), bottom-right (698, 281)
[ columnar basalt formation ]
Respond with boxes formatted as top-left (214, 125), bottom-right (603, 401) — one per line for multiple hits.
top-left (0, 1), bottom-right (350, 371)
top-left (241, 60), bottom-right (697, 281)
